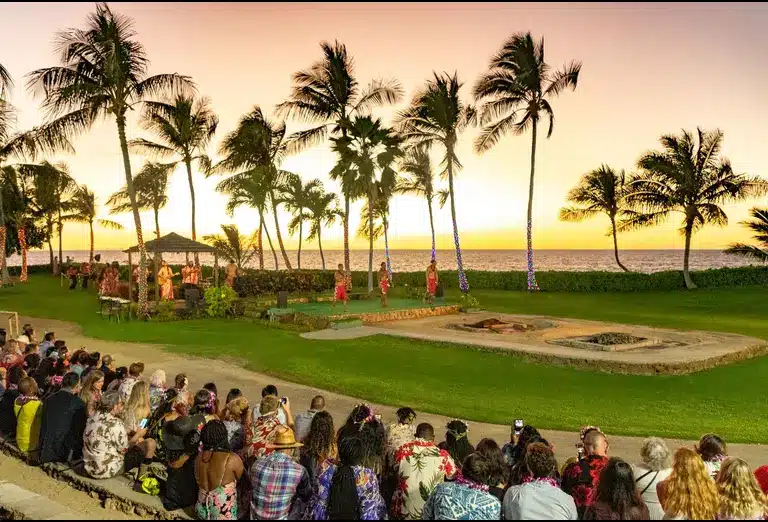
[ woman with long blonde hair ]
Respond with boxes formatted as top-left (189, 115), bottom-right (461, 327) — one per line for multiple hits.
top-left (79, 370), bottom-right (104, 417)
top-left (716, 457), bottom-right (768, 520)
top-left (657, 447), bottom-right (719, 520)
top-left (120, 380), bottom-right (151, 437)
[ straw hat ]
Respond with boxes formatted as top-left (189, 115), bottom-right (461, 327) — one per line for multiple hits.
top-left (267, 426), bottom-right (304, 450)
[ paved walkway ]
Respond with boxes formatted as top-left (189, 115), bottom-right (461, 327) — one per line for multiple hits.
top-left (22, 315), bottom-right (768, 466)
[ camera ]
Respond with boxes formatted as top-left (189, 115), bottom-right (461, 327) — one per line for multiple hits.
top-left (513, 418), bottom-right (524, 435)
top-left (281, 397), bottom-right (288, 405)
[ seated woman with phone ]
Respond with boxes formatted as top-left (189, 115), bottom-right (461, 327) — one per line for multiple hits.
top-left (120, 381), bottom-right (152, 442)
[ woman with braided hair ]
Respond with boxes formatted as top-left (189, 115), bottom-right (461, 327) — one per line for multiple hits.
top-left (195, 420), bottom-right (244, 520)
top-left (439, 420), bottom-right (474, 472)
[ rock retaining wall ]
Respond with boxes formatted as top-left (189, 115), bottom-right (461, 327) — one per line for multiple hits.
top-left (328, 304), bottom-right (461, 324)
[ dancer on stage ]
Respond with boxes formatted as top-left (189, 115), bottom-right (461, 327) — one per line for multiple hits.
top-left (425, 258), bottom-right (439, 304)
top-left (378, 262), bottom-right (390, 308)
top-left (225, 260), bottom-right (238, 288)
top-left (157, 260), bottom-right (178, 301)
top-left (332, 263), bottom-right (349, 312)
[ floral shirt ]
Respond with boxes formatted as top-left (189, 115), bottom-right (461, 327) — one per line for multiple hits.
top-left (391, 438), bottom-right (456, 520)
top-left (561, 455), bottom-right (609, 518)
top-left (117, 376), bottom-right (139, 404)
top-left (83, 412), bottom-right (128, 479)
top-left (422, 480), bottom-right (501, 520)
top-left (244, 411), bottom-right (282, 461)
top-left (386, 422), bottom-right (415, 467)
top-left (149, 385), bottom-right (165, 413)
top-left (308, 460), bottom-right (387, 520)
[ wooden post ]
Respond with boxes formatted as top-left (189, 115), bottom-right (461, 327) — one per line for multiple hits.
top-left (214, 252), bottom-right (219, 287)
top-left (153, 252), bottom-right (160, 304)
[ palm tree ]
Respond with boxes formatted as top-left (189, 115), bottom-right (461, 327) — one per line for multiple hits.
top-left (26, 2), bottom-right (193, 314)
top-left (397, 147), bottom-right (438, 261)
top-left (332, 116), bottom-right (402, 292)
top-left (474, 32), bottom-right (581, 291)
top-left (107, 161), bottom-right (172, 242)
top-left (283, 174), bottom-right (322, 269)
top-left (396, 72), bottom-right (474, 293)
top-left (725, 208), bottom-right (768, 262)
top-left (213, 106), bottom-right (294, 269)
top-left (64, 185), bottom-right (123, 263)
top-left (306, 187), bottom-right (341, 271)
top-left (130, 94), bottom-right (217, 256)
top-left (560, 166), bottom-right (631, 272)
top-left (0, 62), bottom-right (12, 101)
top-left (623, 128), bottom-right (768, 289)
top-left (276, 40), bottom-right (403, 273)
top-left (203, 224), bottom-right (257, 271)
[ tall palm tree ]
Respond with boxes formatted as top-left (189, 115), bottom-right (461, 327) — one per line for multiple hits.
top-left (130, 94), bottom-right (217, 254)
top-left (332, 116), bottom-right (402, 292)
top-left (725, 208), bottom-right (768, 262)
top-left (623, 128), bottom-right (767, 289)
top-left (559, 166), bottom-right (630, 272)
top-left (283, 174), bottom-right (322, 269)
top-left (64, 185), bottom-right (123, 263)
top-left (213, 106), bottom-right (294, 269)
top-left (474, 32), bottom-right (581, 291)
top-left (396, 72), bottom-right (474, 293)
top-left (203, 224), bottom-right (257, 271)
top-left (306, 187), bottom-right (341, 271)
top-left (397, 147), bottom-right (438, 261)
top-left (107, 161), bottom-right (172, 242)
top-left (26, 2), bottom-right (193, 314)
top-left (276, 40), bottom-right (403, 273)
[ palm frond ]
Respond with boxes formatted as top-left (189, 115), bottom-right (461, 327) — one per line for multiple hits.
top-left (724, 243), bottom-right (768, 262)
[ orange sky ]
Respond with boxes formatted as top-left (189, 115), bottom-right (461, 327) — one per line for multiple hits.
top-left (2, 2), bottom-right (767, 252)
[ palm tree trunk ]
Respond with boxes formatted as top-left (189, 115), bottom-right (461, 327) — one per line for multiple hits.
top-left (447, 152), bottom-right (469, 293)
top-left (257, 220), bottom-right (264, 270)
top-left (89, 219), bottom-right (94, 264)
top-left (427, 194), bottom-right (436, 262)
top-left (317, 222), bottom-right (326, 271)
top-left (184, 157), bottom-right (199, 265)
top-left (260, 208), bottom-right (278, 270)
top-left (117, 114), bottom-right (148, 315)
top-left (270, 195), bottom-right (292, 270)
top-left (18, 228), bottom-right (27, 283)
top-left (0, 187), bottom-right (7, 285)
top-left (611, 216), bottom-right (629, 272)
top-left (384, 214), bottom-right (392, 284)
top-left (343, 195), bottom-right (350, 273)
top-left (683, 220), bottom-right (697, 289)
top-left (47, 219), bottom-right (54, 270)
top-left (368, 196), bottom-right (374, 293)
top-left (525, 120), bottom-right (540, 292)
top-left (297, 220), bottom-right (302, 270)
top-left (57, 212), bottom-right (63, 267)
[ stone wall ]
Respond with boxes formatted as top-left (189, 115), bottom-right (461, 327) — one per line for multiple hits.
top-left (328, 304), bottom-right (461, 324)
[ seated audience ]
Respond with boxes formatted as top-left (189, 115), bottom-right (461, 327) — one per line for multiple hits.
top-left (476, 438), bottom-right (510, 503)
top-left (118, 362), bottom-right (144, 403)
top-left (149, 370), bottom-right (166, 413)
top-left (391, 422), bottom-right (456, 520)
top-left (1, 339), bottom-right (22, 365)
top-left (37, 332), bottom-right (55, 359)
top-left (632, 437), bottom-right (672, 520)
top-left (294, 394), bottom-right (326, 443)
top-left (656, 447), bottom-right (719, 520)
top-left (120, 380), bottom-right (151, 437)
top-left (191, 389), bottom-right (218, 424)
top-left (147, 389), bottom-right (183, 463)
top-left (245, 395), bottom-right (284, 462)
top-left (17, 324), bottom-right (36, 345)
top-left (105, 365), bottom-right (126, 392)
top-left (561, 427), bottom-right (610, 518)
top-left (225, 388), bottom-right (242, 404)
top-left (42, 359), bottom-right (68, 398)
top-left (162, 415), bottom-right (203, 511)
top-left (756, 465), bottom-right (768, 495)
top-left (31, 357), bottom-right (55, 392)
top-left (79, 369), bottom-right (105, 416)
top-left (39, 372), bottom-right (86, 464)
top-left (504, 442), bottom-right (577, 520)
top-left (0, 367), bottom-right (5, 397)
top-left (249, 425), bottom-right (311, 520)
top-left (100, 354), bottom-right (115, 379)
top-left (203, 382), bottom-right (220, 415)
top-left (195, 420), bottom-right (244, 520)
top-left (715, 457), bottom-right (768, 520)
top-left (697, 433), bottom-right (727, 479)
top-left (299, 410), bottom-right (337, 488)
top-left (23, 353), bottom-right (41, 374)
top-left (69, 350), bottom-right (89, 376)
top-left (221, 396), bottom-right (249, 454)
top-left (309, 435), bottom-right (386, 520)
top-left (423, 452), bottom-right (501, 520)
top-left (253, 384), bottom-right (289, 426)
top-left (385, 406), bottom-right (416, 468)
top-left (583, 458), bottom-right (650, 520)
top-left (81, 352), bottom-right (101, 379)
top-left (0, 366), bottom-right (25, 437)
top-left (438, 419), bottom-right (474, 472)
top-left (14, 377), bottom-right (43, 455)
top-left (173, 373), bottom-right (190, 404)
top-left (337, 404), bottom-right (386, 476)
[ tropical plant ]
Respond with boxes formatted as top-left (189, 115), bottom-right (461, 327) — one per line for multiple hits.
top-left (130, 94), bottom-right (217, 253)
top-left (725, 208), bottom-right (768, 262)
top-left (398, 147), bottom-right (438, 261)
top-left (474, 32), bottom-right (582, 291)
top-left (204, 285), bottom-right (238, 318)
top-left (560, 166), bottom-right (630, 272)
top-left (63, 185), bottom-right (123, 263)
top-left (623, 128), bottom-right (768, 289)
top-left (396, 72), bottom-right (474, 293)
top-left (276, 40), bottom-right (403, 273)
top-left (203, 224), bottom-right (257, 271)
top-left (107, 161), bottom-right (172, 242)
top-left (26, 2), bottom-right (193, 314)
top-left (332, 116), bottom-right (402, 291)
top-left (212, 106), bottom-right (293, 270)
top-left (282, 174), bottom-right (322, 269)
top-left (306, 187), bottom-right (341, 271)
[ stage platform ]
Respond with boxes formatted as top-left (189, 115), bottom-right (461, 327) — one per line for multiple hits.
top-left (290, 298), bottom-right (461, 324)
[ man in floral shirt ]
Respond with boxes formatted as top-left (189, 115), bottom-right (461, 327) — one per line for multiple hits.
top-left (391, 423), bottom-right (456, 520)
top-left (560, 428), bottom-right (609, 518)
top-left (117, 362), bottom-right (144, 404)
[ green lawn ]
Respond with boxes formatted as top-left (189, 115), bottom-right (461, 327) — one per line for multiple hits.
top-left (3, 275), bottom-right (768, 443)
top-left (292, 297), bottom-right (431, 315)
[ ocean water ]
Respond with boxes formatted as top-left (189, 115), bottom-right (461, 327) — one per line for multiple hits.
top-left (9, 249), bottom-right (759, 273)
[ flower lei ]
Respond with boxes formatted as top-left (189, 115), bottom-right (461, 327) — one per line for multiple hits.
top-left (447, 419), bottom-right (469, 440)
top-left (51, 375), bottom-right (63, 387)
top-left (523, 475), bottom-right (560, 488)
top-left (455, 475), bottom-right (489, 493)
top-left (353, 403), bottom-right (380, 431)
top-left (207, 391), bottom-right (217, 413)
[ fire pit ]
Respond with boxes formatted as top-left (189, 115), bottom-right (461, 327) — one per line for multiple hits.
top-left (548, 331), bottom-right (663, 352)
top-left (448, 317), bottom-right (551, 334)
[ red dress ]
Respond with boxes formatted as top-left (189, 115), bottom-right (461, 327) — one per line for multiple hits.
top-left (379, 273), bottom-right (390, 295)
top-left (427, 271), bottom-right (438, 294)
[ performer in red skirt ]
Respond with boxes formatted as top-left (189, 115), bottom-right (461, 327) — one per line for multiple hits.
top-left (425, 258), bottom-right (439, 304)
top-left (332, 263), bottom-right (349, 312)
top-left (378, 262), bottom-right (390, 308)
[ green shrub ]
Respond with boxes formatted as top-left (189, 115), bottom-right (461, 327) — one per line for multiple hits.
top-left (459, 293), bottom-right (481, 311)
top-left (204, 285), bottom-right (239, 317)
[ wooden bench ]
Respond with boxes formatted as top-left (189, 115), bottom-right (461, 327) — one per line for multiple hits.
top-left (267, 307), bottom-right (294, 323)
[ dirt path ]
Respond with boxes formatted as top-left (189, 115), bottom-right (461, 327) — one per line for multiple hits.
top-left (22, 316), bottom-right (768, 466)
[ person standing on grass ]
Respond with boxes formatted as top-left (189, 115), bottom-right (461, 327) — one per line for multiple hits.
top-left (561, 428), bottom-right (610, 518)
top-left (225, 260), bottom-right (238, 288)
top-left (333, 263), bottom-right (349, 312)
top-left (378, 262), bottom-right (390, 308)
top-left (425, 259), bottom-right (438, 304)
top-left (39, 372), bottom-right (86, 465)
top-left (583, 458), bottom-right (650, 520)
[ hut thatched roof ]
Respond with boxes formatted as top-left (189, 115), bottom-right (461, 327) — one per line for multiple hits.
top-left (123, 232), bottom-right (218, 254)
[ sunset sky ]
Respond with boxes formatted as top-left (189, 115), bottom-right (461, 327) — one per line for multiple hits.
top-left (2, 2), bottom-right (767, 252)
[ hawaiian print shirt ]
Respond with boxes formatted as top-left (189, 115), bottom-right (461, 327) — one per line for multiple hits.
top-left (83, 412), bottom-right (128, 479)
top-left (117, 376), bottom-right (139, 404)
top-left (308, 460), bottom-right (387, 520)
top-left (560, 455), bottom-right (609, 518)
top-left (391, 438), bottom-right (456, 520)
top-left (244, 411), bottom-right (282, 461)
top-left (422, 480), bottom-right (501, 520)
top-left (385, 422), bottom-right (415, 468)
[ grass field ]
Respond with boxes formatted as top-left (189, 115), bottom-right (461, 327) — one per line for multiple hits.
top-left (3, 275), bottom-right (768, 442)
top-left (292, 297), bottom-right (432, 315)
